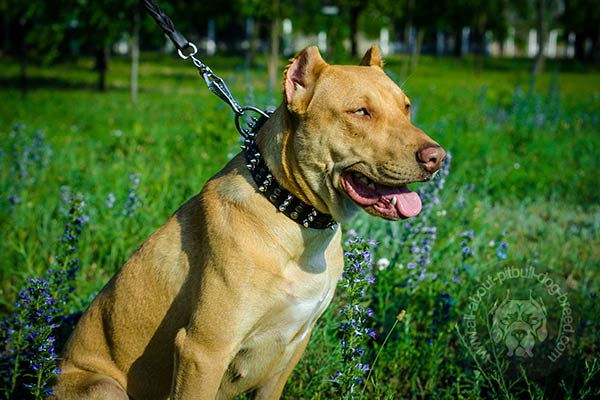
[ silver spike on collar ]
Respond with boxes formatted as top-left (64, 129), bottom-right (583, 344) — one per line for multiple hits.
top-left (241, 115), bottom-right (337, 230)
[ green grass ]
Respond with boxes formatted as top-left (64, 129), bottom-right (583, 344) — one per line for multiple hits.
top-left (1, 52), bottom-right (599, 399)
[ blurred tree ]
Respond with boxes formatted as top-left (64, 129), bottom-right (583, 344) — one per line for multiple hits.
top-left (340, 0), bottom-right (369, 57)
top-left (74, 0), bottom-right (152, 94)
top-left (172, 0), bottom-right (232, 37)
top-left (561, 0), bottom-right (600, 64)
top-left (510, 0), bottom-right (563, 74)
top-left (404, 0), bottom-right (442, 69)
top-left (443, 0), bottom-right (506, 57)
top-left (73, 0), bottom-right (126, 91)
top-left (533, 0), bottom-right (548, 74)
top-left (1, 0), bottom-right (75, 94)
top-left (234, 0), bottom-right (272, 69)
top-left (234, 0), bottom-right (290, 89)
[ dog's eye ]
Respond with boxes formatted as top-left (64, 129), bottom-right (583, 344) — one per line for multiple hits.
top-left (405, 103), bottom-right (411, 112)
top-left (353, 108), bottom-right (370, 117)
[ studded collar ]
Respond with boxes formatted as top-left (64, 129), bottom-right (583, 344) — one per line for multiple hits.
top-left (242, 116), bottom-right (337, 230)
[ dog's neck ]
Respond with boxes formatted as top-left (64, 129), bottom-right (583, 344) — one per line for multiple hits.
top-left (243, 111), bottom-right (336, 230)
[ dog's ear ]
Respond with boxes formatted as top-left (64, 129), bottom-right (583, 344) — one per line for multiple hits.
top-left (284, 46), bottom-right (328, 113)
top-left (360, 45), bottom-right (383, 68)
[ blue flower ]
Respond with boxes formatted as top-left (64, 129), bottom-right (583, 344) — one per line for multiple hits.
top-left (496, 241), bottom-right (509, 260)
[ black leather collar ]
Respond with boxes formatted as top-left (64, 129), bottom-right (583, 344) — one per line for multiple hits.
top-left (242, 115), bottom-right (337, 230)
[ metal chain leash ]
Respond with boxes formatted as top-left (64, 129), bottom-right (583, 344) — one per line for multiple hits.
top-left (141, 0), bottom-right (270, 138)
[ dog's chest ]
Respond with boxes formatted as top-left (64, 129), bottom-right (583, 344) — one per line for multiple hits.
top-left (274, 235), bottom-right (343, 344)
top-left (279, 267), bottom-right (336, 340)
top-left (224, 245), bottom-right (343, 392)
top-left (260, 263), bottom-right (337, 346)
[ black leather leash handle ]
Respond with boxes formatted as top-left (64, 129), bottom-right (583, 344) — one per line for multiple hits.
top-left (141, 0), bottom-right (192, 54)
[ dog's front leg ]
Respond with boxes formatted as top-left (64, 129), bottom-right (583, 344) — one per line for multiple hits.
top-left (170, 327), bottom-right (233, 400)
top-left (252, 330), bottom-right (313, 400)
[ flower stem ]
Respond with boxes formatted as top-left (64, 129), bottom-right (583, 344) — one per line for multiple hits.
top-left (362, 310), bottom-right (406, 394)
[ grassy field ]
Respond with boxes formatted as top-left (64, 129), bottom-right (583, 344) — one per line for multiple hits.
top-left (1, 52), bottom-right (599, 399)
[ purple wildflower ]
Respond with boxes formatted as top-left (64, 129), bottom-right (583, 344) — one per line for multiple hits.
top-left (5, 124), bottom-right (51, 209)
top-left (386, 153), bottom-right (451, 283)
top-left (333, 236), bottom-right (376, 398)
top-left (430, 292), bottom-right (454, 340)
top-left (0, 193), bottom-right (87, 398)
top-left (106, 192), bottom-right (116, 209)
top-left (123, 173), bottom-right (142, 217)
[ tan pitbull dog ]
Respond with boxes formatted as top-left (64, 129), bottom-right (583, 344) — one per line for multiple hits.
top-left (53, 45), bottom-right (445, 400)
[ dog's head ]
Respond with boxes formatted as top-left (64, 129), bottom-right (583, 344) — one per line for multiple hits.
top-left (267, 45), bottom-right (446, 223)
top-left (491, 294), bottom-right (547, 357)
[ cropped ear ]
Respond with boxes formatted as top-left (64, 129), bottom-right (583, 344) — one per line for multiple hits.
top-left (284, 46), bottom-right (328, 113)
top-left (359, 45), bottom-right (383, 68)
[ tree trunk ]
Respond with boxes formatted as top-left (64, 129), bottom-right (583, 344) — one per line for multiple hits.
top-left (533, 0), bottom-right (546, 75)
top-left (595, 27), bottom-right (600, 67)
top-left (267, 0), bottom-right (280, 91)
top-left (268, 18), bottom-right (280, 91)
top-left (410, 28), bottom-right (425, 72)
top-left (246, 18), bottom-right (260, 67)
top-left (2, 14), bottom-right (9, 54)
top-left (131, 3), bottom-right (140, 104)
top-left (401, 0), bottom-right (416, 77)
top-left (19, 52), bottom-right (27, 97)
top-left (401, 19), bottom-right (413, 78)
top-left (18, 19), bottom-right (28, 96)
top-left (349, 5), bottom-right (360, 58)
top-left (453, 30), bottom-right (462, 57)
top-left (95, 44), bottom-right (108, 92)
top-left (403, 13), bottom-right (413, 53)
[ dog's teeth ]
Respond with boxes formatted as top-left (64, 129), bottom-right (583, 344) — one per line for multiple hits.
top-left (391, 196), bottom-right (397, 206)
top-left (367, 182), bottom-right (376, 190)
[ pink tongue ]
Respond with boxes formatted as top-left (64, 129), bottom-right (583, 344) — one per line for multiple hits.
top-left (381, 186), bottom-right (422, 218)
top-left (342, 173), bottom-right (422, 219)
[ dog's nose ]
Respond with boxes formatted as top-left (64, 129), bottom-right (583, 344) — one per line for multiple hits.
top-left (417, 145), bottom-right (446, 173)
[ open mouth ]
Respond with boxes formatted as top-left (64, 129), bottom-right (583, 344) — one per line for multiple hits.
top-left (340, 171), bottom-right (422, 220)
